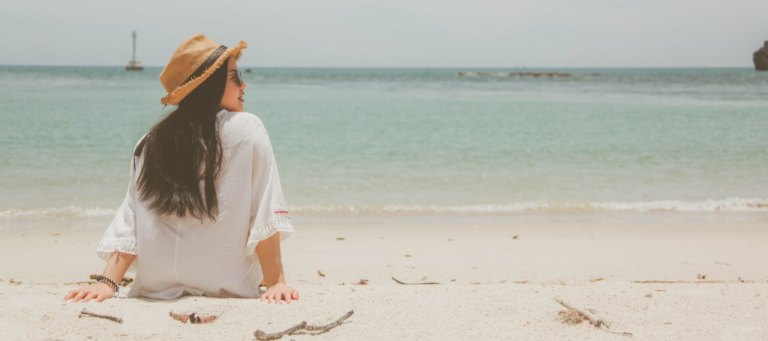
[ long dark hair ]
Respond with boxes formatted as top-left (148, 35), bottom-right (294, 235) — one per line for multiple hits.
top-left (137, 62), bottom-right (229, 221)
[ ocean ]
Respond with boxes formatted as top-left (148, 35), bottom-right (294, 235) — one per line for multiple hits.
top-left (1, 66), bottom-right (768, 226)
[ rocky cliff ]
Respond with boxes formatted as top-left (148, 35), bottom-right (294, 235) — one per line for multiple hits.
top-left (755, 41), bottom-right (768, 71)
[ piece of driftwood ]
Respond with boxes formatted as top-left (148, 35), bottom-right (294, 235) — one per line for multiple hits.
top-left (168, 311), bottom-right (218, 324)
top-left (79, 308), bottom-right (123, 324)
top-left (554, 298), bottom-right (631, 337)
top-left (391, 275), bottom-right (440, 285)
top-left (255, 322), bottom-right (307, 340)
top-left (304, 310), bottom-right (354, 331)
top-left (558, 310), bottom-right (586, 324)
top-left (253, 310), bottom-right (354, 340)
top-left (189, 313), bottom-right (218, 324)
top-left (169, 311), bottom-right (189, 323)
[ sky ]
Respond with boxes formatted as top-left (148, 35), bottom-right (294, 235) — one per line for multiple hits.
top-left (1, 0), bottom-right (766, 68)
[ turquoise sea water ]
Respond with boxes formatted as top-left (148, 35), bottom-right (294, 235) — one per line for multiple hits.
top-left (1, 66), bottom-right (767, 219)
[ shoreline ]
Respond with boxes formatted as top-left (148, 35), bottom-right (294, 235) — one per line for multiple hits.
top-left (3, 211), bottom-right (768, 231)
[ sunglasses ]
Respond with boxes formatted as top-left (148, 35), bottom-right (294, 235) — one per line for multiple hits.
top-left (230, 70), bottom-right (243, 86)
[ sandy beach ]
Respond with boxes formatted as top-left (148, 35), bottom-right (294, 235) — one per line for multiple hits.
top-left (1, 216), bottom-right (766, 340)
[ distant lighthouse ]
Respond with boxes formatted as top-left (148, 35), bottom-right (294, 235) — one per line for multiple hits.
top-left (126, 30), bottom-right (143, 71)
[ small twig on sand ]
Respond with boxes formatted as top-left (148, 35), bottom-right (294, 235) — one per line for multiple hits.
top-left (305, 310), bottom-right (354, 331)
top-left (79, 308), bottom-right (123, 324)
top-left (255, 322), bottom-right (307, 340)
top-left (391, 275), bottom-right (440, 285)
top-left (189, 312), bottom-right (218, 324)
top-left (169, 311), bottom-right (218, 324)
top-left (254, 310), bottom-right (354, 340)
top-left (554, 298), bottom-right (631, 337)
top-left (169, 311), bottom-right (189, 323)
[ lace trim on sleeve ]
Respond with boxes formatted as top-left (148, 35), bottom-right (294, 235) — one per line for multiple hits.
top-left (246, 213), bottom-right (294, 249)
top-left (96, 238), bottom-right (139, 273)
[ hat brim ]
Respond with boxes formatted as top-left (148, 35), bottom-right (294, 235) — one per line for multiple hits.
top-left (161, 40), bottom-right (247, 107)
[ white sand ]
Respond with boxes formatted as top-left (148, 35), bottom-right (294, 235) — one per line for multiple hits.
top-left (1, 217), bottom-right (767, 340)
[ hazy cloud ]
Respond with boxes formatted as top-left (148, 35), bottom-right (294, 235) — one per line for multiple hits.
top-left (1, 0), bottom-right (766, 67)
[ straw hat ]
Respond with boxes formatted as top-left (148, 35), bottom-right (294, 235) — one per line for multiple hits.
top-left (160, 34), bottom-right (247, 106)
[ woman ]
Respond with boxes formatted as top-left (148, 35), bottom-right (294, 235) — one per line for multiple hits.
top-left (64, 34), bottom-right (298, 303)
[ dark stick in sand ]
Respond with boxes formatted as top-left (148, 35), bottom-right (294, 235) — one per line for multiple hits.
top-left (304, 310), bottom-right (354, 331)
top-left (554, 298), bottom-right (632, 337)
top-left (391, 275), bottom-right (440, 285)
top-left (169, 311), bottom-right (189, 323)
top-left (253, 310), bottom-right (354, 340)
top-left (79, 308), bottom-right (123, 324)
top-left (254, 321), bottom-right (308, 340)
top-left (189, 312), bottom-right (218, 324)
top-left (169, 311), bottom-right (218, 324)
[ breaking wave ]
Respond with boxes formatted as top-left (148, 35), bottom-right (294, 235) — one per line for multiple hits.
top-left (287, 197), bottom-right (768, 214)
top-left (0, 206), bottom-right (119, 219)
top-left (2, 198), bottom-right (767, 219)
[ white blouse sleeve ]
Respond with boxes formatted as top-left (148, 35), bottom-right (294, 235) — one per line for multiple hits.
top-left (245, 118), bottom-right (294, 255)
top-left (95, 140), bottom-right (141, 273)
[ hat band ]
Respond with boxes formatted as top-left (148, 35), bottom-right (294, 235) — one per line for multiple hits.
top-left (183, 45), bottom-right (228, 85)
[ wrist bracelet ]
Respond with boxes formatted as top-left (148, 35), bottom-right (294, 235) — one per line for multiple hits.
top-left (96, 276), bottom-right (120, 298)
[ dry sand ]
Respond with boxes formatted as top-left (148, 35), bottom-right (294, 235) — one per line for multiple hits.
top-left (0, 216), bottom-right (766, 340)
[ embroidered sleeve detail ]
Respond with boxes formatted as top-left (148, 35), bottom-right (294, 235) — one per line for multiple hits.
top-left (96, 238), bottom-right (139, 273)
top-left (245, 213), bottom-right (294, 255)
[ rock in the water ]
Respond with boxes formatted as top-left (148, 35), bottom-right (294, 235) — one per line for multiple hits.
top-left (458, 71), bottom-right (580, 77)
top-left (755, 41), bottom-right (768, 71)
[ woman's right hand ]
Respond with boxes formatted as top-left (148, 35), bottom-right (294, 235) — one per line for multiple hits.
top-left (63, 282), bottom-right (114, 303)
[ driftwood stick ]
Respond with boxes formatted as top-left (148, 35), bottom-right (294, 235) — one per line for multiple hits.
top-left (79, 308), bottom-right (123, 324)
top-left (169, 311), bottom-right (218, 324)
top-left (555, 298), bottom-right (606, 328)
top-left (391, 275), bottom-right (440, 285)
top-left (253, 310), bottom-right (354, 340)
top-left (304, 310), bottom-right (354, 331)
top-left (254, 321), bottom-right (308, 340)
top-left (169, 311), bottom-right (189, 323)
top-left (189, 312), bottom-right (218, 324)
top-left (555, 298), bottom-right (632, 337)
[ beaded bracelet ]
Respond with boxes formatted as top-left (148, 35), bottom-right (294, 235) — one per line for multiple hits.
top-left (96, 275), bottom-right (120, 298)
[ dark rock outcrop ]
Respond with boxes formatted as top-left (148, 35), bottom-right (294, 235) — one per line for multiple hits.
top-left (755, 41), bottom-right (768, 71)
top-left (458, 71), bottom-right (592, 78)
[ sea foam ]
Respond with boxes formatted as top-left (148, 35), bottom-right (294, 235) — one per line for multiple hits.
top-left (2, 198), bottom-right (766, 220)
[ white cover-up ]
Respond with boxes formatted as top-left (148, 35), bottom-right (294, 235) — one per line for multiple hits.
top-left (96, 110), bottom-right (294, 299)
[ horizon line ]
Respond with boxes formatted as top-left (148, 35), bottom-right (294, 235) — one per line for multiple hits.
top-left (0, 64), bottom-right (760, 69)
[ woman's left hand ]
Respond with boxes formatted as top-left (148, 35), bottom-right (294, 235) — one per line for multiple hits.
top-left (261, 283), bottom-right (299, 304)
